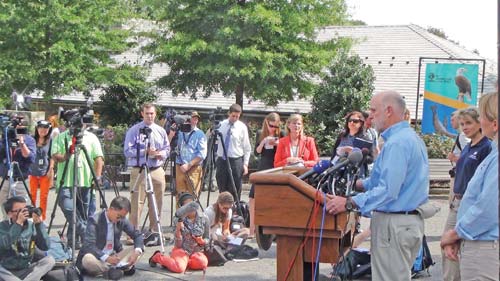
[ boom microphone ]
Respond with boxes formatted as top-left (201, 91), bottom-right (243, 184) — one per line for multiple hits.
top-left (298, 159), bottom-right (332, 180)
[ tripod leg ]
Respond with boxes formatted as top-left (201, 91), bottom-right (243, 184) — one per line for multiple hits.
top-left (80, 146), bottom-right (107, 210)
top-left (144, 167), bottom-right (166, 253)
top-left (48, 157), bottom-right (71, 234)
top-left (216, 131), bottom-right (244, 217)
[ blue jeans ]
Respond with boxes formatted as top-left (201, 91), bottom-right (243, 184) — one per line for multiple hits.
top-left (58, 187), bottom-right (90, 246)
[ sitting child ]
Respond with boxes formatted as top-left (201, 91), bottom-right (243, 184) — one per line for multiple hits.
top-left (149, 196), bottom-right (209, 273)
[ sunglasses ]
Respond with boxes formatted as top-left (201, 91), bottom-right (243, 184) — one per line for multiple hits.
top-left (348, 119), bottom-right (363, 124)
top-left (37, 121), bottom-right (51, 128)
top-left (268, 124), bottom-right (279, 129)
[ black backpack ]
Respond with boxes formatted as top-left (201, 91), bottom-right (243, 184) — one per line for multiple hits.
top-left (412, 235), bottom-right (434, 277)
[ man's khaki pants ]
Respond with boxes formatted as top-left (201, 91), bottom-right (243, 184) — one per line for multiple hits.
top-left (441, 197), bottom-right (461, 281)
top-left (371, 211), bottom-right (424, 281)
top-left (175, 165), bottom-right (202, 204)
top-left (129, 167), bottom-right (166, 232)
top-left (460, 240), bottom-right (499, 281)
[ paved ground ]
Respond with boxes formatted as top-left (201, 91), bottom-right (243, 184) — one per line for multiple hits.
top-left (40, 183), bottom-right (448, 280)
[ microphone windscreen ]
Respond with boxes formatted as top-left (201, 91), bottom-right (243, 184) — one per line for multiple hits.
top-left (313, 159), bottom-right (332, 173)
top-left (175, 201), bottom-right (199, 218)
top-left (348, 149), bottom-right (363, 165)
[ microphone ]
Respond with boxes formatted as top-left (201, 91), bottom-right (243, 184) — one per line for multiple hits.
top-left (298, 159), bottom-right (332, 180)
top-left (175, 201), bottom-right (200, 218)
top-left (321, 149), bottom-right (363, 176)
top-left (361, 147), bottom-right (373, 164)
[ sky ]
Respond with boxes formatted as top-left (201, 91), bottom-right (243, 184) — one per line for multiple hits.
top-left (346, 0), bottom-right (497, 61)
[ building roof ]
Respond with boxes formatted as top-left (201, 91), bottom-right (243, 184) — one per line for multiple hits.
top-left (44, 23), bottom-right (497, 118)
top-left (317, 24), bottom-right (496, 118)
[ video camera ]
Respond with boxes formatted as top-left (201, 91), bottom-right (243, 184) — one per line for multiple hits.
top-left (0, 113), bottom-right (29, 147)
top-left (59, 106), bottom-right (94, 136)
top-left (209, 107), bottom-right (225, 129)
top-left (164, 108), bottom-right (192, 134)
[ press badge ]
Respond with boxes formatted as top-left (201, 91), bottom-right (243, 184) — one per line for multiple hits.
top-left (38, 159), bottom-right (44, 166)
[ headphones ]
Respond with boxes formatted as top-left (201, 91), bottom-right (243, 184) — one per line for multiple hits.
top-left (177, 192), bottom-right (194, 207)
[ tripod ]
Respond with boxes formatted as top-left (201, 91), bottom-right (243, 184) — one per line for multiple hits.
top-left (47, 131), bottom-right (107, 259)
top-left (129, 129), bottom-right (166, 253)
top-left (0, 137), bottom-right (34, 217)
top-left (201, 126), bottom-right (243, 217)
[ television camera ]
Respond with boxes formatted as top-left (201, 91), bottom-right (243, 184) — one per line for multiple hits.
top-left (59, 106), bottom-right (94, 137)
top-left (0, 113), bottom-right (29, 147)
top-left (208, 107), bottom-right (225, 129)
top-left (164, 109), bottom-right (194, 134)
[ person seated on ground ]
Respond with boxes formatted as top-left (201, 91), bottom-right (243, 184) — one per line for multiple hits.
top-left (149, 200), bottom-right (209, 273)
top-left (76, 196), bottom-right (143, 280)
top-left (204, 192), bottom-right (249, 245)
top-left (0, 196), bottom-right (55, 281)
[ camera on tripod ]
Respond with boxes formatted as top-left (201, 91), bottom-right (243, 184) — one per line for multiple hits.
top-left (59, 106), bottom-right (94, 136)
top-left (0, 113), bottom-right (29, 147)
top-left (139, 126), bottom-right (153, 137)
top-left (209, 107), bottom-right (225, 129)
top-left (164, 108), bottom-right (192, 134)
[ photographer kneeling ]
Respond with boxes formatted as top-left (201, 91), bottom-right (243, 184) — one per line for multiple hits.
top-left (0, 196), bottom-right (55, 281)
top-left (76, 196), bottom-right (143, 280)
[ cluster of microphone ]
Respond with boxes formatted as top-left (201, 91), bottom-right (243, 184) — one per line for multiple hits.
top-left (298, 147), bottom-right (370, 181)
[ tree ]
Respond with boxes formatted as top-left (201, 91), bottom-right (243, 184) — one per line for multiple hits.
top-left (308, 51), bottom-right (374, 155)
top-left (95, 65), bottom-right (156, 126)
top-left (0, 1), bottom-right (146, 106)
top-left (146, 0), bottom-right (351, 108)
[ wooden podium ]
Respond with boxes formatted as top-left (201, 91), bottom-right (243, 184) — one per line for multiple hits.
top-left (250, 167), bottom-right (355, 281)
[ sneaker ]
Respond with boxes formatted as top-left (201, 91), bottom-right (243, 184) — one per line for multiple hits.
top-left (103, 268), bottom-right (124, 280)
top-left (144, 232), bottom-right (161, 247)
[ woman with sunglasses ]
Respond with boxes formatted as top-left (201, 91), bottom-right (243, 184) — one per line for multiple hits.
top-left (331, 111), bottom-right (373, 177)
top-left (441, 92), bottom-right (498, 280)
top-left (274, 114), bottom-right (319, 168)
top-left (29, 120), bottom-right (54, 221)
top-left (249, 112), bottom-right (283, 237)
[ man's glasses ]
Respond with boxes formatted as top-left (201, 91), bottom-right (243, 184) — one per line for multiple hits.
top-left (348, 119), bottom-right (363, 124)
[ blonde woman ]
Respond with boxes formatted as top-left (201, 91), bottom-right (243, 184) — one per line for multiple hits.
top-left (441, 92), bottom-right (499, 280)
top-left (249, 112), bottom-right (282, 237)
top-left (274, 114), bottom-right (318, 168)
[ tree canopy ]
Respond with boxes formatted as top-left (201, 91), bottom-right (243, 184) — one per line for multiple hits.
top-left (0, 1), bottom-right (147, 108)
top-left (146, 0), bottom-right (351, 108)
top-left (308, 51), bottom-right (375, 155)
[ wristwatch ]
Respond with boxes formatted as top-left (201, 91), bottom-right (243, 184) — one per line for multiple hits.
top-left (345, 197), bottom-right (355, 212)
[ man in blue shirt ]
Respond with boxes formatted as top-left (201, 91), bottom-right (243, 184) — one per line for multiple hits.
top-left (0, 118), bottom-right (36, 218)
top-left (124, 103), bottom-right (170, 246)
top-left (327, 91), bottom-right (429, 281)
top-left (175, 112), bottom-right (207, 204)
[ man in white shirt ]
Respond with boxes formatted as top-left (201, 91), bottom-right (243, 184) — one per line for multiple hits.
top-left (215, 104), bottom-right (252, 201)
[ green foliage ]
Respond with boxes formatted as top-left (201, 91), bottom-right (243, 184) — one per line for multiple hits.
top-left (146, 0), bottom-right (351, 107)
top-left (418, 131), bottom-right (454, 158)
top-left (95, 65), bottom-right (156, 126)
top-left (309, 51), bottom-right (375, 155)
top-left (0, 1), bottom-right (145, 102)
top-left (101, 124), bottom-right (128, 166)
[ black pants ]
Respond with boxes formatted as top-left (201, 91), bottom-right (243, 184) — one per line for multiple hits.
top-left (215, 157), bottom-right (243, 201)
